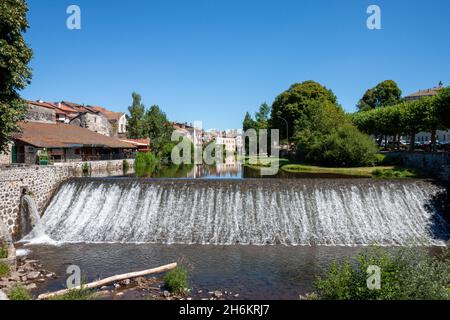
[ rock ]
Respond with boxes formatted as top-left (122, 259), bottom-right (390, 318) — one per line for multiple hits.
top-left (163, 290), bottom-right (171, 298)
top-left (26, 283), bottom-right (37, 290)
top-left (37, 278), bottom-right (46, 283)
top-left (113, 283), bottom-right (121, 289)
top-left (45, 273), bottom-right (55, 278)
top-left (121, 279), bottom-right (131, 286)
top-left (100, 286), bottom-right (109, 290)
top-left (214, 291), bottom-right (223, 298)
top-left (234, 294), bottom-right (240, 298)
top-left (21, 276), bottom-right (27, 282)
top-left (116, 292), bottom-right (124, 297)
top-left (27, 271), bottom-right (40, 280)
top-left (187, 297), bottom-right (192, 300)
top-left (0, 289), bottom-right (8, 300)
top-left (197, 290), bottom-right (203, 294)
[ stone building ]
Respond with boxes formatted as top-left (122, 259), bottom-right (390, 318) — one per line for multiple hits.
top-left (13, 122), bottom-right (136, 164)
top-left (70, 111), bottom-right (113, 137)
top-left (91, 106), bottom-right (128, 137)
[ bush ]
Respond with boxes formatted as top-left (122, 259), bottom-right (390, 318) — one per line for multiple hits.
top-left (81, 163), bottom-right (90, 176)
top-left (49, 287), bottom-right (94, 300)
top-left (135, 152), bottom-right (160, 177)
top-left (0, 242), bottom-right (8, 259)
top-left (0, 263), bottom-right (10, 277)
top-left (297, 124), bottom-right (379, 167)
top-left (122, 160), bottom-right (130, 174)
top-left (371, 168), bottom-right (418, 179)
top-left (315, 247), bottom-right (450, 300)
top-left (164, 266), bottom-right (189, 295)
top-left (7, 284), bottom-right (32, 300)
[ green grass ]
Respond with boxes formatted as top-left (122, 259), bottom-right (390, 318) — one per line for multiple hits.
top-left (281, 164), bottom-right (421, 178)
top-left (48, 287), bottom-right (94, 300)
top-left (0, 243), bottom-right (8, 259)
top-left (0, 263), bottom-right (10, 277)
top-left (7, 284), bottom-right (32, 300)
top-left (163, 266), bottom-right (189, 295)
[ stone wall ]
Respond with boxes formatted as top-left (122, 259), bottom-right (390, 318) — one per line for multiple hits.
top-left (70, 112), bottom-right (112, 137)
top-left (0, 144), bottom-right (12, 166)
top-left (387, 152), bottom-right (450, 179)
top-left (0, 165), bottom-right (73, 237)
top-left (0, 159), bottom-right (134, 238)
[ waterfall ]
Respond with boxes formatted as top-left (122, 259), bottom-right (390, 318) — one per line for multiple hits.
top-left (24, 178), bottom-right (450, 246)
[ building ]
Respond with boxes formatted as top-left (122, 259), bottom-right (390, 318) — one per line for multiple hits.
top-left (216, 136), bottom-right (237, 153)
top-left (91, 106), bottom-right (128, 137)
top-left (405, 86), bottom-right (443, 101)
top-left (172, 122), bottom-right (203, 148)
top-left (12, 122), bottom-right (136, 164)
top-left (120, 138), bottom-right (151, 152)
top-left (404, 86), bottom-right (450, 144)
top-left (69, 111), bottom-right (113, 137)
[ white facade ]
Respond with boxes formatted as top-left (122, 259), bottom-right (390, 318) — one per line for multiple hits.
top-left (415, 130), bottom-right (450, 143)
top-left (216, 136), bottom-right (237, 152)
top-left (117, 114), bottom-right (128, 135)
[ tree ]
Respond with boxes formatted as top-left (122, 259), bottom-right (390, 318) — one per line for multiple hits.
top-left (0, 0), bottom-right (33, 153)
top-left (126, 92), bottom-right (146, 139)
top-left (243, 112), bottom-right (256, 132)
top-left (255, 103), bottom-right (270, 130)
top-left (270, 81), bottom-right (338, 139)
top-left (357, 80), bottom-right (402, 111)
top-left (143, 105), bottom-right (173, 158)
top-left (434, 87), bottom-right (450, 129)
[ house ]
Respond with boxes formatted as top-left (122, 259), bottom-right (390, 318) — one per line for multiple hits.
top-left (69, 111), bottom-right (113, 137)
top-left (12, 122), bottom-right (136, 164)
top-left (119, 138), bottom-right (151, 152)
top-left (404, 86), bottom-right (450, 144)
top-left (172, 122), bottom-right (203, 148)
top-left (91, 106), bottom-right (128, 137)
top-left (216, 136), bottom-right (237, 153)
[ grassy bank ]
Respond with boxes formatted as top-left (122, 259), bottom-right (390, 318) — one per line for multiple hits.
top-left (282, 164), bottom-right (420, 178)
top-left (243, 157), bottom-right (421, 178)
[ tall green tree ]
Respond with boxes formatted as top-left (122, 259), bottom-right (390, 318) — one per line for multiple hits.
top-left (357, 80), bottom-right (402, 111)
top-left (242, 112), bottom-right (256, 132)
top-left (144, 105), bottom-right (173, 157)
top-left (255, 103), bottom-right (270, 130)
top-left (434, 87), bottom-right (450, 129)
top-left (270, 81), bottom-right (338, 139)
top-left (126, 92), bottom-right (146, 139)
top-left (0, 0), bottom-right (33, 153)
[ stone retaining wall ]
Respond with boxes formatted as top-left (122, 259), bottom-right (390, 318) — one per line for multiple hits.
top-left (0, 159), bottom-right (134, 238)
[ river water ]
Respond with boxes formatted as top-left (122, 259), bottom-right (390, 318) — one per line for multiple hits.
top-left (20, 160), bottom-right (450, 299)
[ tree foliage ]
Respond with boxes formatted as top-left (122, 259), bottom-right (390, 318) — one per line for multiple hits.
top-left (0, 0), bottom-right (33, 152)
top-left (144, 105), bottom-right (174, 158)
top-left (270, 81), bottom-right (338, 139)
top-left (357, 80), bottom-right (402, 111)
top-left (126, 92), bottom-right (146, 139)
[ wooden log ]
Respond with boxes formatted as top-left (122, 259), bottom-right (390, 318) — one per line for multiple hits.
top-left (37, 262), bottom-right (177, 300)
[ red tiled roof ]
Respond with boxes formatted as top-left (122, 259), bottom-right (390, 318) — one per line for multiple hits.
top-left (91, 106), bottom-right (125, 121)
top-left (406, 87), bottom-right (442, 98)
top-left (15, 122), bottom-right (136, 149)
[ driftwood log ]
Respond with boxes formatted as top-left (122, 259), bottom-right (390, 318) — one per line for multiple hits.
top-left (37, 262), bottom-right (177, 300)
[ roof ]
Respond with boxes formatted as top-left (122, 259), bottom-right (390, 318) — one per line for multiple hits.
top-left (120, 138), bottom-right (151, 147)
top-left (15, 122), bottom-right (136, 149)
top-left (26, 100), bottom-right (67, 116)
top-left (406, 87), bottom-right (442, 98)
top-left (91, 106), bottom-right (125, 121)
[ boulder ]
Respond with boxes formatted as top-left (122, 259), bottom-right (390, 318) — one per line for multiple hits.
top-left (0, 289), bottom-right (9, 300)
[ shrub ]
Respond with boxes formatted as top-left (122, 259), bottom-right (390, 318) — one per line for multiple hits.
top-left (297, 124), bottom-right (379, 167)
top-left (122, 160), bottom-right (130, 174)
top-left (49, 287), bottom-right (94, 300)
top-left (7, 284), bottom-right (32, 300)
top-left (0, 242), bottom-right (8, 259)
top-left (0, 263), bottom-right (10, 277)
top-left (163, 266), bottom-right (189, 295)
top-left (81, 163), bottom-right (90, 176)
top-left (315, 247), bottom-right (450, 300)
top-left (135, 152), bottom-right (160, 177)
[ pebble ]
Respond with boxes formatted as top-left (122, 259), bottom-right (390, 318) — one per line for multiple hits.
top-left (116, 292), bottom-right (124, 297)
top-left (0, 289), bottom-right (8, 300)
top-left (214, 291), bottom-right (223, 298)
top-left (163, 290), bottom-right (171, 298)
top-left (27, 271), bottom-right (41, 280)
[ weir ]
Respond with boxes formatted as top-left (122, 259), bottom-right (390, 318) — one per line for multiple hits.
top-left (25, 178), bottom-right (450, 246)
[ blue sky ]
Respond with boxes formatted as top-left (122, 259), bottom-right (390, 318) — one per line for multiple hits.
top-left (23, 0), bottom-right (450, 130)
